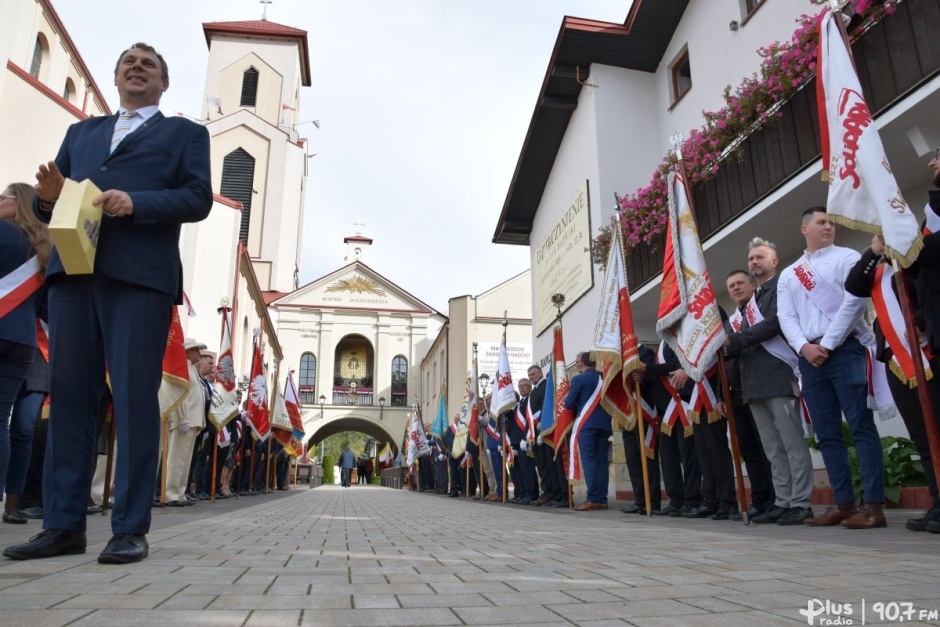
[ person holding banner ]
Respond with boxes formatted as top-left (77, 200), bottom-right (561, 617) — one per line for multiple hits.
top-left (620, 347), bottom-right (662, 516)
top-left (845, 178), bottom-right (940, 533)
top-left (4, 43), bottom-right (212, 563)
top-left (778, 207), bottom-right (885, 529)
top-left (0, 183), bottom-right (47, 524)
top-left (565, 352), bottom-right (612, 511)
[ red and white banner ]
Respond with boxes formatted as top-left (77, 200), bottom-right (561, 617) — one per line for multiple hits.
top-left (283, 371), bottom-right (306, 456)
top-left (547, 325), bottom-right (575, 454)
top-left (489, 331), bottom-right (518, 418)
top-left (817, 8), bottom-right (922, 267)
top-left (158, 305), bottom-right (191, 422)
top-left (246, 339), bottom-right (270, 441)
top-left (655, 170), bottom-right (726, 381)
top-left (592, 222), bottom-right (640, 430)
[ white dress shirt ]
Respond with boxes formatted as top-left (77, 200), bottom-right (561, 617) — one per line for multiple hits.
top-left (777, 244), bottom-right (872, 353)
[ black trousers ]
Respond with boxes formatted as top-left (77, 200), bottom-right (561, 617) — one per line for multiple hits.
top-left (448, 456), bottom-right (462, 494)
top-left (888, 356), bottom-right (940, 508)
top-left (622, 427), bottom-right (661, 509)
top-left (732, 402), bottom-right (775, 508)
top-left (659, 424), bottom-right (701, 509)
top-left (516, 450), bottom-right (539, 499)
top-left (434, 458), bottom-right (448, 492)
top-left (535, 440), bottom-right (563, 501)
top-left (692, 414), bottom-right (737, 510)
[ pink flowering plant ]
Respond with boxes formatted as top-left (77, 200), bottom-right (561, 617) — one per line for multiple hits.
top-left (594, 0), bottom-right (904, 266)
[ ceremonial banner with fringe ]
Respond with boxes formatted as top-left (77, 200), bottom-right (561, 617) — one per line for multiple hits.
top-left (430, 383), bottom-right (448, 440)
top-left (655, 170), bottom-right (726, 381)
top-left (817, 8), bottom-right (921, 267)
top-left (592, 221), bottom-right (640, 430)
top-left (246, 340), bottom-right (270, 441)
top-left (283, 371), bottom-right (306, 456)
top-left (158, 305), bottom-right (190, 422)
top-left (490, 330), bottom-right (518, 417)
top-left (209, 307), bottom-right (239, 428)
top-left (379, 442), bottom-right (393, 464)
top-left (545, 326), bottom-right (576, 455)
top-left (406, 403), bottom-right (431, 466)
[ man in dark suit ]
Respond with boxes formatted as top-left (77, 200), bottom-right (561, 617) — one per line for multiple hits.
top-left (565, 352), bottom-right (612, 511)
top-left (4, 43), bottom-right (212, 564)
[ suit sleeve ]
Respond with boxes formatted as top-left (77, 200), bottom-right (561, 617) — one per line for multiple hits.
top-left (129, 123), bottom-right (213, 225)
top-left (844, 248), bottom-right (881, 298)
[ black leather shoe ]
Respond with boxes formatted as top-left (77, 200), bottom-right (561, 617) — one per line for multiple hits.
top-left (98, 534), bottom-right (148, 564)
top-left (86, 505), bottom-right (103, 515)
top-left (2, 512), bottom-right (27, 524)
top-left (652, 505), bottom-right (681, 517)
top-left (3, 529), bottom-right (86, 560)
top-left (448, 492), bottom-right (459, 498)
top-left (752, 505), bottom-right (788, 524)
top-left (166, 500), bottom-right (186, 508)
top-left (711, 509), bottom-right (730, 520)
top-left (19, 506), bottom-right (43, 520)
top-left (549, 500), bottom-right (567, 508)
top-left (620, 503), bottom-right (641, 514)
top-left (729, 509), bottom-right (743, 522)
top-left (777, 506), bottom-right (814, 526)
top-left (682, 505), bottom-right (716, 519)
top-left (927, 519), bottom-right (940, 534)
top-left (906, 507), bottom-right (940, 532)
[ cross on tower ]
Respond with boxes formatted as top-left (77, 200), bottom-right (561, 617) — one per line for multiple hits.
top-left (260, 0), bottom-right (273, 20)
top-left (353, 217), bottom-right (366, 235)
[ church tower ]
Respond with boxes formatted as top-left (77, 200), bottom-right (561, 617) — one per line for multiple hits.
top-left (193, 16), bottom-right (312, 294)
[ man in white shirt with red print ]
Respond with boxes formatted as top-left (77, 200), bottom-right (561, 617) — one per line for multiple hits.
top-left (777, 206), bottom-right (885, 529)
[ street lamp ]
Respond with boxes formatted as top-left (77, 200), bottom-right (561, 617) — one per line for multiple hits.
top-left (379, 396), bottom-right (386, 421)
top-left (318, 395), bottom-right (326, 463)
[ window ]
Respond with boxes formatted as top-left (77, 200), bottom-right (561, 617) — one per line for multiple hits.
top-left (670, 48), bottom-right (692, 103)
top-left (220, 148), bottom-right (256, 245)
top-left (30, 35), bottom-right (47, 78)
top-left (391, 356), bottom-right (408, 406)
top-left (240, 67), bottom-right (259, 107)
top-left (299, 353), bottom-right (316, 404)
top-left (745, 0), bottom-right (766, 15)
top-left (62, 78), bottom-right (76, 103)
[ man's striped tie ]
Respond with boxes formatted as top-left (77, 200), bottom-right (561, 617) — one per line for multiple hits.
top-left (110, 110), bottom-right (136, 153)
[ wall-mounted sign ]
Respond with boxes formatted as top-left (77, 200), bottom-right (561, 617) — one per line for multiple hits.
top-left (533, 180), bottom-right (594, 335)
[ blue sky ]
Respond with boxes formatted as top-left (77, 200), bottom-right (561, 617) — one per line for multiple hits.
top-left (55, 0), bottom-right (631, 310)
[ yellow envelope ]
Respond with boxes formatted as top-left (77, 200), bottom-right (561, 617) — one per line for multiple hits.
top-left (48, 178), bottom-right (103, 275)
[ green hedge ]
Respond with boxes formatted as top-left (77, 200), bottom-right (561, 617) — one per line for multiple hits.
top-left (322, 455), bottom-right (335, 484)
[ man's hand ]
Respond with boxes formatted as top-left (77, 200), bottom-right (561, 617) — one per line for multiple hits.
top-left (519, 440), bottom-right (528, 452)
top-left (94, 190), bottom-right (134, 217)
top-left (35, 161), bottom-right (65, 203)
top-left (179, 422), bottom-right (191, 435)
top-left (870, 234), bottom-right (886, 257)
top-left (669, 369), bottom-right (690, 389)
top-left (800, 344), bottom-right (830, 368)
top-left (717, 401), bottom-right (727, 418)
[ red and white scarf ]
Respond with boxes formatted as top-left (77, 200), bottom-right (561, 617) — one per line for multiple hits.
top-left (567, 375), bottom-right (602, 481)
top-left (656, 342), bottom-right (692, 437)
top-left (687, 361), bottom-right (720, 424)
top-left (0, 256), bottom-right (42, 318)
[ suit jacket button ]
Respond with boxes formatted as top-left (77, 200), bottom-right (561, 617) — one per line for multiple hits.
top-left (100, 166), bottom-right (107, 171)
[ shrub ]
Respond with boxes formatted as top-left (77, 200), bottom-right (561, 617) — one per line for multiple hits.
top-left (322, 455), bottom-right (335, 484)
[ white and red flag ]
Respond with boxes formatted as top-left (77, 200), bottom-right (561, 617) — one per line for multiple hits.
top-left (209, 307), bottom-right (239, 428)
top-left (489, 330), bottom-right (518, 418)
top-left (817, 8), bottom-right (922, 267)
top-left (655, 170), bottom-right (726, 381)
top-left (158, 305), bottom-right (191, 421)
top-left (246, 338), bottom-right (271, 441)
top-left (283, 371), bottom-right (306, 456)
top-left (592, 221), bottom-right (641, 430)
top-left (543, 325), bottom-right (575, 454)
top-left (406, 403), bottom-right (431, 466)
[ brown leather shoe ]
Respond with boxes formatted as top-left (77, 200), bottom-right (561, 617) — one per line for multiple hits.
top-left (804, 505), bottom-right (857, 526)
top-left (574, 501), bottom-right (608, 511)
top-left (841, 504), bottom-right (886, 529)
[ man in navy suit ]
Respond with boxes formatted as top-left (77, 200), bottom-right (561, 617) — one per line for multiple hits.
top-left (565, 352), bottom-right (613, 511)
top-left (4, 43), bottom-right (212, 564)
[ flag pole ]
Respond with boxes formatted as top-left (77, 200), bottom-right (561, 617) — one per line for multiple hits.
top-left (634, 378), bottom-right (652, 517)
top-left (160, 419), bottom-right (169, 507)
top-left (474, 342), bottom-right (484, 499)
top-left (671, 132), bottom-right (749, 524)
top-left (266, 356), bottom-right (280, 492)
top-left (102, 408), bottom-right (116, 514)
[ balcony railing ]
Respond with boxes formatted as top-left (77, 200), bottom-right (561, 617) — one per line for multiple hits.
top-left (332, 387), bottom-right (374, 406)
top-left (628, 0), bottom-right (940, 288)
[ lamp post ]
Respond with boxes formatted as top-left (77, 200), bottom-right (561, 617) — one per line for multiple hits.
top-left (319, 395), bottom-right (326, 462)
top-left (379, 396), bottom-right (386, 421)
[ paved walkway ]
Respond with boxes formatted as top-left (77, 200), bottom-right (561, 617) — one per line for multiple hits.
top-left (0, 486), bottom-right (939, 626)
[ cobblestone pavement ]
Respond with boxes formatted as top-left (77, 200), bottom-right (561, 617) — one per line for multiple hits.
top-left (0, 485), bottom-right (939, 626)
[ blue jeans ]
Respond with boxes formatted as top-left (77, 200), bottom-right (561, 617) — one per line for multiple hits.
top-left (799, 337), bottom-right (884, 505)
top-left (0, 341), bottom-right (35, 497)
top-left (578, 427), bottom-right (610, 503)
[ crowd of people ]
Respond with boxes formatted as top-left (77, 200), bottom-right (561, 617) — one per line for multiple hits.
top-left (409, 151), bottom-right (940, 537)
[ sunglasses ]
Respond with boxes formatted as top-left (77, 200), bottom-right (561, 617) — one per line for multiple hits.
top-left (0, 194), bottom-right (15, 202)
